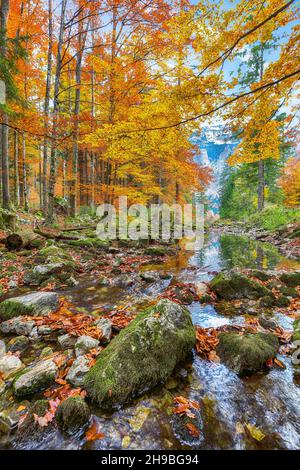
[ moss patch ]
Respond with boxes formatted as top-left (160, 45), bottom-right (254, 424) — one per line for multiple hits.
top-left (55, 396), bottom-right (90, 434)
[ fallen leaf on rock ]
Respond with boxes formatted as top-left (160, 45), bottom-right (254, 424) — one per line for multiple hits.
top-left (186, 423), bottom-right (200, 438)
top-left (274, 358), bottom-right (286, 369)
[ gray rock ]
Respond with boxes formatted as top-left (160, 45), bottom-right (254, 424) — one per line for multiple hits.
top-left (258, 316), bottom-right (279, 330)
top-left (217, 332), bottom-right (279, 376)
top-left (37, 325), bottom-right (53, 336)
top-left (29, 326), bottom-right (40, 342)
top-left (84, 299), bottom-right (195, 408)
top-left (66, 356), bottom-right (90, 387)
top-left (13, 359), bottom-right (58, 397)
top-left (8, 336), bottom-right (29, 354)
top-left (75, 335), bottom-right (99, 357)
top-left (140, 271), bottom-right (160, 283)
top-left (0, 354), bottom-right (24, 378)
top-left (0, 292), bottom-right (60, 320)
top-left (0, 340), bottom-right (6, 358)
top-left (23, 262), bottom-right (75, 287)
top-left (0, 317), bottom-right (36, 336)
top-left (57, 334), bottom-right (77, 350)
top-left (195, 282), bottom-right (208, 297)
top-left (94, 318), bottom-right (113, 343)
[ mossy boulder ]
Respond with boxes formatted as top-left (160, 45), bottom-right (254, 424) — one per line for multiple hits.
top-left (144, 245), bottom-right (168, 256)
top-left (275, 295), bottom-right (290, 308)
top-left (293, 319), bottom-right (300, 342)
top-left (13, 359), bottom-right (58, 397)
top-left (84, 299), bottom-right (195, 409)
top-left (0, 292), bottom-right (60, 320)
top-left (24, 261), bottom-right (76, 287)
top-left (280, 272), bottom-right (300, 288)
top-left (55, 396), bottom-right (90, 434)
top-left (217, 332), bottom-right (279, 376)
top-left (209, 271), bottom-right (271, 301)
top-left (250, 270), bottom-right (274, 282)
top-left (8, 335), bottom-right (29, 354)
top-left (278, 286), bottom-right (299, 298)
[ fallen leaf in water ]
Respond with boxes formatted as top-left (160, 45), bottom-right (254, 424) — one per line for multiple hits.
top-left (244, 423), bottom-right (265, 442)
top-left (186, 423), bottom-right (200, 438)
top-left (85, 422), bottom-right (105, 442)
top-left (17, 405), bottom-right (27, 412)
top-left (274, 358), bottom-right (286, 369)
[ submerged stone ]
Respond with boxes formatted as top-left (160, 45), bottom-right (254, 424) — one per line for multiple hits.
top-left (84, 299), bottom-right (195, 409)
top-left (217, 332), bottom-right (279, 376)
top-left (0, 292), bottom-right (60, 320)
top-left (55, 396), bottom-right (90, 434)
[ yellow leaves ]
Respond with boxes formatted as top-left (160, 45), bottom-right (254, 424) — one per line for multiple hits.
top-left (244, 423), bottom-right (266, 442)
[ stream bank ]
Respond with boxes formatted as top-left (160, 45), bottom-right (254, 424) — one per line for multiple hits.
top-left (0, 229), bottom-right (300, 450)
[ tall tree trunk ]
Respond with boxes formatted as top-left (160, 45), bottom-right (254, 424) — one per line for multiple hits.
top-left (258, 44), bottom-right (265, 211)
top-left (70, 14), bottom-right (88, 217)
top-left (258, 159), bottom-right (265, 212)
top-left (0, 0), bottom-right (11, 209)
top-left (13, 130), bottom-right (20, 205)
top-left (47, 0), bottom-right (67, 224)
top-left (42, 0), bottom-right (53, 211)
top-left (22, 134), bottom-right (28, 211)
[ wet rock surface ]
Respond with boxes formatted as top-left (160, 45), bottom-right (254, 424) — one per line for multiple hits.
top-left (0, 292), bottom-right (60, 320)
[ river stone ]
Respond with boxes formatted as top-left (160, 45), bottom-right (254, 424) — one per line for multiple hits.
top-left (0, 317), bottom-right (35, 336)
top-left (55, 396), bottom-right (90, 434)
top-left (75, 335), bottom-right (99, 357)
top-left (0, 354), bottom-right (24, 378)
top-left (0, 292), bottom-right (60, 320)
top-left (15, 400), bottom-right (49, 443)
top-left (293, 319), bottom-right (300, 342)
top-left (58, 333), bottom-right (77, 350)
top-left (249, 270), bottom-right (274, 282)
top-left (209, 271), bottom-right (270, 301)
top-left (23, 261), bottom-right (75, 287)
top-left (258, 316), bottom-right (279, 330)
top-left (140, 271), bottom-right (160, 283)
top-left (94, 318), bottom-right (112, 343)
top-left (13, 359), bottom-right (58, 397)
top-left (84, 299), bottom-right (195, 409)
top-left (0, 340), bottom-right (6, 358)
top-left (8, 336), bottom-right (29, 354)
top-left (280, 272), bottom-right (300, 288)
top-left (195, 282), bottom-right (208, 297)
top-left (66, 356), bottom-right (90, 387)
top-left (217, 332), bottom-right (279, 376)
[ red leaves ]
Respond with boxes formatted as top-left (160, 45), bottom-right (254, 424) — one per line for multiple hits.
top-left (173, 396), bottom-right (201, 419)
top-left (186, 422), bottom-right (200, 438)
top-left (85, 421), bottom-right (105, 442)
top-left (161, 283), bottom-right (199, 305)
top-left (195, 326), bottom-right (219, 359)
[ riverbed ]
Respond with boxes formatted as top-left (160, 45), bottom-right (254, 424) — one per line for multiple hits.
top-left (2, 231), bottom-right (300, 450)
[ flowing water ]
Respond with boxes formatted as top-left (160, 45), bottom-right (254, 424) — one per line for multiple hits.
top-left (2, 232), bottom-right (300, 450)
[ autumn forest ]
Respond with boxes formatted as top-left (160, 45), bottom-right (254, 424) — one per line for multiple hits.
top-left (0, 0), bottom-right (300, 453)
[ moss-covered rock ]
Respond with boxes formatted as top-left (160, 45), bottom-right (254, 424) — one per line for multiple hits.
top-left (275, 295), bottom-right (290, 308)
top-left (84, 299), bottom-right (195, 408)
top-left (278, 286), bottom-right (299, 298)
top-left (13, 359), bottom-right (58, 397)
top-left (259, 295), bottom-right (275, 308)
top-left (293, 319), bottom-right (300, 342)
top-left (144, 245), bottom-right (168, 256)
top-left (8, 335), bottom-right (29, 354)
top-left (23, 261), bottom-right (76, 287)
top-left (209, 271), bottom-right (271, 301)
top-left (55, 396), bottom-right (90, 434)
top-left (0, 292), bottom-right (60, 320)
top-left (280, 272), bottom-right (300, 288)
top-left (250, 270), bottom-right (274, 282)
top-left (217, 332), bottom-right (279, 376)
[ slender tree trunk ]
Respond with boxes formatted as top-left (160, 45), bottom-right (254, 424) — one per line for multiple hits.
top-left (0, 0), bottom-right (11, 209)
top-left (47, 0), bottom-right (67, 224)
top-left (258, 159), bottom-right (265, 211)
top-left (22, 135), bottom-right (28, 211)
top-left (13, 130), bottom-right (20, 205)
top-left (70, 14), bottom-right (88, 217)
top-left (42, 0), bottom-right (53, 211)
top-left (258, 45), bottom-right (265, 211)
